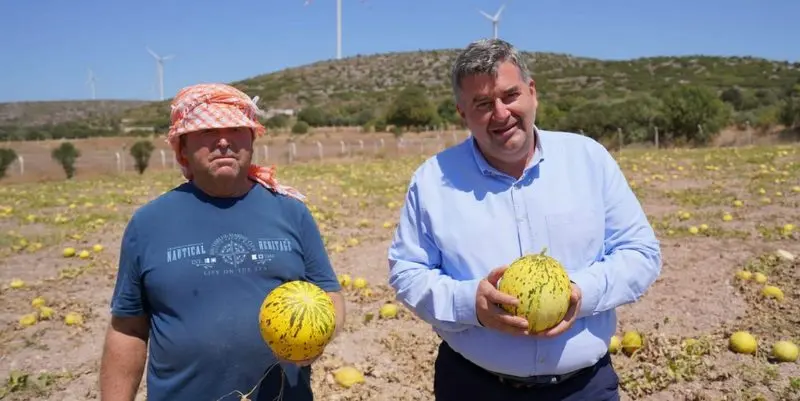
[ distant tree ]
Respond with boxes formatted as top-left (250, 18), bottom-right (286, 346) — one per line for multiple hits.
top-left (51, 142), bottom-right (81, 179)
top-left (0, 148), bottom-right (18, 179)
top-left (778, 98), bottom-right (799, 129)
top-left (296, 106), bottom-right (328, 127)
top-left (720, 87), bottom-right (744, 110)
top-left (436, 98), bottom-right (461, 126)
top-left (373, 119), bottom-right (387, 133)
top-left (292, 121), bottom-right (310, 134)
top-left (265, 114), bottom-right (290, 129)
top-left (130, 140), bottom-right (155, 175)
top-left (658, 85), bottom-right (731, 145)
top-left (385, 86), bottom-right (438, 130)
top-left (536, 102), bottom-right (567, 131)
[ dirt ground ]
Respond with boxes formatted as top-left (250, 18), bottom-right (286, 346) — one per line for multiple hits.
top-left (0, 141), bottom-right (799, 401)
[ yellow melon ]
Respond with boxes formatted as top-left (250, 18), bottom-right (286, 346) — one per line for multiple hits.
top-left (258, 280), bottom-right (336, 362)
top-left (496, 248), bottom-right (572, 333)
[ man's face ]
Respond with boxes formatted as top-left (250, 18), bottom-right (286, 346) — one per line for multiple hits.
top-left (456, 60), bottom-right (538, 167)
top-left (180, 127), bottom-right (253, 181)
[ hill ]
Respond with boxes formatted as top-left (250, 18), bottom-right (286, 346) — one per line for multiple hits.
top-left (0, 100), bottom-right (153, 141)
top-left (0, 100), bottom-right (151, 127)
top-left (1, 49), bottom-right (799, 143)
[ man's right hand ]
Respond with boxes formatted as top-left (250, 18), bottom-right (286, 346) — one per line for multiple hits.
top-left (475, 266), bottom-right (530, 335)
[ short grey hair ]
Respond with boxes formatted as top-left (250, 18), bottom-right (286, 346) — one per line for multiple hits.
top-left (451, 38), bottom-right (532, 103)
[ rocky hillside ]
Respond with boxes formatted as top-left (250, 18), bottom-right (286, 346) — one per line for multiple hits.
top-left (1, 49), bottom-right (798, 141)
top-left (0, 100), bottom-right (151, 127)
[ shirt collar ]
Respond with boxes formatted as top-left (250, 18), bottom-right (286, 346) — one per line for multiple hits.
top-left (469, 125), bottom-right (545, 179)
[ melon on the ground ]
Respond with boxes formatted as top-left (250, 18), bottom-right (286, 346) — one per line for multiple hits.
top-left (497, 248), bottom-right (572, 333)
top-left (258, 280), bottom-right (337, 362)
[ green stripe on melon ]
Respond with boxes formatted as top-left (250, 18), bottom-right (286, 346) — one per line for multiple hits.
top-left (258, 280), bottom-right (337, 362)
top-left (497, 248), bottom-right (572, 333)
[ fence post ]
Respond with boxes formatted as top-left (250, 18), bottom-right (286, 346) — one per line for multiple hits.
top-left (654, 126), bottom-right (659, 149)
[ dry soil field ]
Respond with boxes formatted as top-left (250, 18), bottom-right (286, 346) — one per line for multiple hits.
top-left (0, 140), bottom-right (799, 401)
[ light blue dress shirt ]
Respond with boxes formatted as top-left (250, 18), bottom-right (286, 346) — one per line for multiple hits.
top-left (387, 128), bottom-right (662, 378)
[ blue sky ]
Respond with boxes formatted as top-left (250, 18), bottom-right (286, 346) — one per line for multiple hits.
top-left (1, 0), bottom-right (797, 103)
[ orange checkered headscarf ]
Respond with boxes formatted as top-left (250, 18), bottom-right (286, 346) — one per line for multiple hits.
top-left (166, 83), bottom-right (305, 202)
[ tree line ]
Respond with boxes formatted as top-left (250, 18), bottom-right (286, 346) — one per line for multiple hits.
top-left (2, 79), bottom-right (799, 147)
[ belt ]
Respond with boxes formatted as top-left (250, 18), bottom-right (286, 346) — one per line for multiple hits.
top-left (492, 365), bottom-right (592, 389)
top-left (439, 340), bottom-right (609, 389)
top-left (490, 353), bottom-right (609, 389)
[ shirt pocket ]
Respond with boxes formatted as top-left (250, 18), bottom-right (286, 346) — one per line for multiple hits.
top-left (544, 208), bottom-right (604, 272)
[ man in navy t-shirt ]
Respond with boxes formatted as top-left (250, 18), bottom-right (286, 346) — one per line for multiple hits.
top-left (99, 83), bottom-right (345, 401)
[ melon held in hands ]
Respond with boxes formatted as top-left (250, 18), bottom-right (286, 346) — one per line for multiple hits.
top-left (258, 280), bottom-right (337, 362)
top-left (497, 248), bottom-right (572, 333)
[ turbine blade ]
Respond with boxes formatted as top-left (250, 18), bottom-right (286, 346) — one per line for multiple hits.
top-left (495, 4), bottom-right (506, 19)
top-left (146, 47), bottom-right (159, 59)
top-left (478, 10), bottom-right (493, 20)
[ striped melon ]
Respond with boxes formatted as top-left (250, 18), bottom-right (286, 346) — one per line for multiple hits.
top-left (258, 280), bottom-right (336, 362)
top-left (497, 248), bottom-right (572, 333)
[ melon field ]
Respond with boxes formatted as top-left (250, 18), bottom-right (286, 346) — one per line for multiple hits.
top-left (1, 141), bottom-right (799, 401)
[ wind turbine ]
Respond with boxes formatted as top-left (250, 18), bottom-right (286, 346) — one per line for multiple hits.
top-left (87, 69), bottom-right (96, 100)
top-left (304, 0), bottom-right (367, 60)
top-left (146, 46), bottom-right (175, 101)
top-left (479, 3), bottom-right (506, 39)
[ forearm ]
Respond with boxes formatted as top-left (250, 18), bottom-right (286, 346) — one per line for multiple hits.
top-left (570, 234), bottom-right (661, 318)
top-left (99, 327), bottom-right (148, 401)
top-left (327, 291), bottom-right (346, 339)
top-left (389, 260), bottom-right (481, 332)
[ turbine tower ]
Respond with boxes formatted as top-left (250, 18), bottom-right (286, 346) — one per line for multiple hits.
top-left (304, 0), bottom-right (367, 60)
top-left (479, 3), bottom-right (506, 39)
top-left (146, 46), bottom-right (175, 101)
top-left (87, 69), bottom-right (96, 100)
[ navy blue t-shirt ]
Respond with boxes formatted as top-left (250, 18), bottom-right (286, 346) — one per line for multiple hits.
top-left (109, 181), bottom-right (341, 401)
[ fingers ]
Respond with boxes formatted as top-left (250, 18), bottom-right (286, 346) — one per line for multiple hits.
top-left (494, 311), bottom-right (529, 331)
top-left (477, 302), bottom-right (529, 335)
top-left (530, 296), bottom-right (580, 338)
top-left (485, 266), bottom-right (508, 286)
top-left (484, 287), bottom-right (519, 306)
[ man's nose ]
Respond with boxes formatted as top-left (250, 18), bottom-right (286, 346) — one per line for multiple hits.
top-left (492, 99), bottom-right (511, 120)
top-left (217, 137), bottom-right (231, 148)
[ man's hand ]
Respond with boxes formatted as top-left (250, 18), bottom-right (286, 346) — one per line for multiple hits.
top-left (529, 282), bottom-right (582, 338)
top-left (475, 266), bottom-right (530, 335)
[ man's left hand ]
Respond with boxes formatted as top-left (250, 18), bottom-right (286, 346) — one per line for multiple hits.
top-left (529, 282), bottom-right (582, 338)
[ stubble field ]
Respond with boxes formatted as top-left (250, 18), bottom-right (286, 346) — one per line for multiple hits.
top-left (0, 139), bottom-right (799, 401)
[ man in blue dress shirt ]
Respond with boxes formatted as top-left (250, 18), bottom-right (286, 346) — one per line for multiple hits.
top-left (387, 39), bottom-right (662, 400)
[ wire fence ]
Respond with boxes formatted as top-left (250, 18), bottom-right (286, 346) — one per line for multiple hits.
top-left (1, 131), bottom-right (470, 183)
top-left (0, 123), bottom-right (783, 184)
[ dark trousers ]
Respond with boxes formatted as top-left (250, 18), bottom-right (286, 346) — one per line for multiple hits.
top-left (433, 342), bottom-right (620, 401)
top-left (253, 365), bottom-right (313, 401)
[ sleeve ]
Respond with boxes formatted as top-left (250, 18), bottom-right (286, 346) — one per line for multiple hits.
top-left (299, 204), bottom-right (342, 293)
top-left (569, 142), bottom-right (663, 319)
top-left (387, 176), bottom-right (482, 333)
top-left (109, 218), bottom-right (148, 317)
